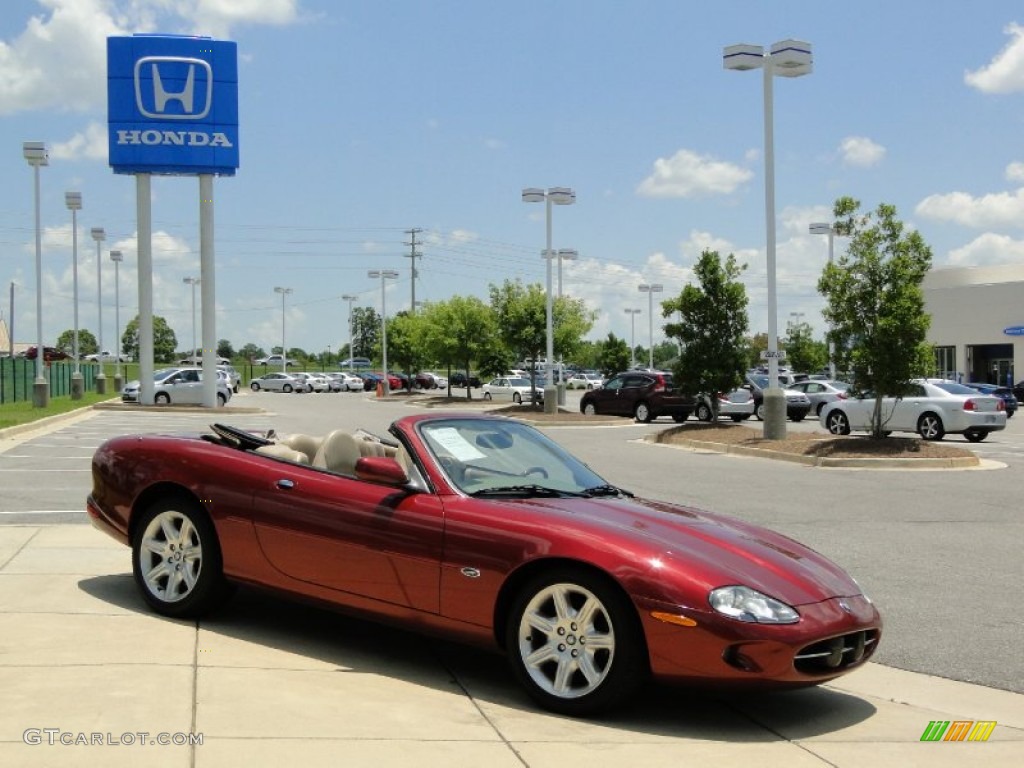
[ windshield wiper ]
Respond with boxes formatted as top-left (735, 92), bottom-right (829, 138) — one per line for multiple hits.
top-left (582, 484), bottom-right (634, 498)
top-left (469, 484), bottom-right (585, 498)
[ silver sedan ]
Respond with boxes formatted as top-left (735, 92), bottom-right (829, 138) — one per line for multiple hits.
top-left (481, 376), bottom-right (543, 404)
top-left (250, 372), bottom-right (311, 393)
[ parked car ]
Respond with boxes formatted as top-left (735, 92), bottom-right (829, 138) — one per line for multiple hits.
top-left (820, 378), bottom-right (1007, 442)
top-left (292, 372), bottom-right (330, 393)
top-left (356, 372), bottom-right (383, 391)
top-left (88, 413), bottom-right (881, 716)
top-left (481, 376), bottom-right (543, 404)
top-left (694, 388), bottom-right (755, 422)
top-left (122, 367), bottom-right (231, 407)
top-left (579, 371), bottom-right (695, 423)
top-left (567, 372), bottom-right (604, 390)
top-left (450, 371), bottom-right (482, 388)
top-left (745, 374), bottom-right (813, 422)
top-left (326, 372), bottom-right (365, 392)
top-left (85, 350), bottom-right (132, 363)
top-left (25, 346), bottom-right (68, 361)
top-left (963, 382), bottom-right (1017, 418)
top-left (788, 380), bottom-right (851, 417)
top-left (218, 364), bottom-right (241, 393)
top-left (250, 372), bottom-right (310, 393)
top-left (414, 371), bottom-right (448, 390)
top-left (1014, 380), bottom-right (1024, 404)
top-left (388, 371), bottom-right (412, 390)
top-left (255, 354), bottom-right (297, 367)
top-left (178, 354), bottom-right (231, 365)
top-left (338, 357), bottom-right (372, 369)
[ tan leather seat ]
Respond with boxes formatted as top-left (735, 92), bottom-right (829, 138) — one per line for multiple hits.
top-left (254, 443), bottom-right (309, 464)
top-left (312, 430), bottom-right (361, 475)
top-left (279, 433), bottom-right (322, 463)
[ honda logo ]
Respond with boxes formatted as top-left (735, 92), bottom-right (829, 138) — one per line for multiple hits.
top-left (134, 56), bottom-right (212, 120)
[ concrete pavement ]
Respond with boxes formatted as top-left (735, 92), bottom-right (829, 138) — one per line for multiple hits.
top-left (1, 523), bottom-right (1021, 767)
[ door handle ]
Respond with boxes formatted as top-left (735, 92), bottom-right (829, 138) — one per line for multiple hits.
top-left (276, 479), bottom-right (295, 490)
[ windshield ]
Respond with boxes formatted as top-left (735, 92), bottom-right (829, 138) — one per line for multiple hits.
top-left (932, 380), bottom-right (983, 396)
top-left (418, 418), bottom-right (607, 496)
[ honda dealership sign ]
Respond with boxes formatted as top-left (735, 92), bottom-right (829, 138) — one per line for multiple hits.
top-left (107, 35), bottom-right (238, 175)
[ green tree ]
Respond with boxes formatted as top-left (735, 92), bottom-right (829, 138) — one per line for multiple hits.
top-left (746, 333), bottom-right (768, 369)
top-left (56, 328), bottom-right (97, 357)
top-left (596, 333), bottom-right (630, 377)
top-left (783, 321), bottom-right (828, 374)
top-left (217, 338), bottom-right (235, 359)
top-left (386, 311), bottom-right (429, 383)
top-left (662, 249), bottom-right (750, 415)
top-left (239, 343), bottom-right (264, 361)
top-left (351, 306), bottom-right (380, 362)
top-left (818, 197), bottom-right (933, 437)
top-left (122, 315), bottom-right (178, 362)
top-left (421, 296), bottom-right (498, 399)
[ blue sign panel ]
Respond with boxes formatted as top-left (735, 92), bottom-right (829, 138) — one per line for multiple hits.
top-left (1004, 325), bottom-right (1024, 336)
top-left (107, 35), bottom-right (238, 175)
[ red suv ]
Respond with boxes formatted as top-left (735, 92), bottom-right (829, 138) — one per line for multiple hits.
top-left (579, 371), bottom-right (695, 422)
top-left (25, 346), bottom-right (68, 361)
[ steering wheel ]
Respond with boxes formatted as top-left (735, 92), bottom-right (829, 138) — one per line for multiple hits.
top-left (522, 466), bottom-right (549, 479)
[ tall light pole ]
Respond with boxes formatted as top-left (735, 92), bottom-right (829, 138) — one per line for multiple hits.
top-left (110, 250), bottom-right (124, 391)
top-left (724, 39), bottom-right (813, 440)
top-left (90, 226), bottom-right (106, 394)
top-left (368, 270), bottom-right (399, 394)
top-left (638, 283), bottom-right (663, 369)
top-left (65, 191), bottom-right (84, 400)
top-left (557, 248), bottom-right (578, 298)
top-left (522, 186), bottom-right (575, 413)
top-left (624, 308), bottom-right (642, 369)
top-left (183, 277), bottom-right (200, 363)
top-left (341, 293), bottom-right (358, 370)
top-left (810, 221), bottom-right (838, 379)
top-left (23, 142), bottom-right (48, 407)
top-left (274, 287), bottom-right (293, 371)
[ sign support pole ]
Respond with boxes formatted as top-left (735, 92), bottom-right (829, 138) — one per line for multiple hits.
top-left (199, 174), bottom-right (216, 406)
top-left (137, 173), bottom-right (154, 405)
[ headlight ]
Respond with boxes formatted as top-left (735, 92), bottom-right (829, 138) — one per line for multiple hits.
top-left (709, 586), bottom-right (800, 624)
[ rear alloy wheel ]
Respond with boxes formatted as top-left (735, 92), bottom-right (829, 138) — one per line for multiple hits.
top-left (825, 410), bottom-right (851, 435)
top-left (964, 429), bottom-right (989, 443)
top-left (506, 568), bottom-right (646, 716)
top-left (917, 413), bottom-right (945, 441)
top-left (154, 392), bottom-right (170, 405)
top-left (250, 382), bottom-right (260, 391)
top-left (283, 384), bottom-right (293, 393)
top-left (695, 403), bottom-right (713, 422)
top-left (634, 401), bottom-right (653, 423)
top-left (582, 402), bottom-right (597, 416)
top-left (132, 497), bottom-right (228, 619)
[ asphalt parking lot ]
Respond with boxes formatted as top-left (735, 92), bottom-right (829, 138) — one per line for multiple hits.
top-left (1, 389), bottom-right (1022, 766)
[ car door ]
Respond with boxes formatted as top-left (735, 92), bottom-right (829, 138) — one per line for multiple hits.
top-left (588, 374), bottom-right (627, 414)
top-left (890, 383), bottom-right (927, 431)
top-left (164, 369), bottom-right (202, 403)
top-left (251, 460), bottom-right (444, 613)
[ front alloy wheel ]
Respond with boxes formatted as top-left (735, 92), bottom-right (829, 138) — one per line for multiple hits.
top-left (634, 401), bottom-right (652, 423)
top-left (506, 569), bottom-right (645, 716)
top-left (825, 410), bottom-right (851, 435)
top-left (695, 402), bottom-right (713, 422)
top-left (917, 413), bottom-right (945, 441)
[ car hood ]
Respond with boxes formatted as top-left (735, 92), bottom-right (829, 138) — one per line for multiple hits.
top-left (509, 495), bottom-right (859, 606)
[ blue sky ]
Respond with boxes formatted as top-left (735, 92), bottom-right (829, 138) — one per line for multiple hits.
top-left (3, 0), bottom-right (1024, 358)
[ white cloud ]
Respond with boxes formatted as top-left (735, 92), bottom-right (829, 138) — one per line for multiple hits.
top-left (916, 188), bottom-right (1024, 229)
top-left (839, 136), bottom-right (886, 168)
top-left (636, 149), bottom-right (752, 198)
top-left (945, 233), bottom-right (1024, 267)
top-left (181, 0), bottom-right (300, 38)
top-left (50, 121), bottom-right (109, 161)
top-left (965, 22), bottom-right (1024, 94)
top-left (1005, 162), bottom-right (1024, 182)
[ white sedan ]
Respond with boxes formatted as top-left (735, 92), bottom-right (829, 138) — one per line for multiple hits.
top-left (482, 376), bottom-right (543, 404)
top-left (292, 372), bottom-right (330, 392)
top-left (567, 373), bottom-right (604, 390)
top-left (250, 372), bottom-right (311, 393)
top-left (694, 388), bottom-right (755, 422)
top-left (819, 378), bottom-right (1007, 442)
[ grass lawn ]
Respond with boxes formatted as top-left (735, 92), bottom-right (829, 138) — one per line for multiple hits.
top-left (0, 392), bottom-right (113, 431)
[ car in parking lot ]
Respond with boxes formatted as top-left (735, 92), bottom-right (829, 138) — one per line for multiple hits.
top-left (414, 371), bottom-right (448, 390)
top-left (250, 372), bottom-right (310, 393)
top-left (694, 388), bottom-right (755, 422)
top-left (820, 378), bottom-right (1007, 442)
top-left (25, 346), bottom-right (68, 361)
top-left (746, 374), bottom-right (812, 422)
top-left (579, 371), bottom-right (695, 422)
top-left (338, 357), bottom-right (372, 369)
top-left (788, 379), bottom-right (851, 417)
top-left (450, 371), bottom-right (482, 388)
top-left (122, 367), bottom-right (232, 406)
top-left (963, 382), bottom-right (1017, 418)
top-left (567, 372), bottom-right (604, 390)
top-left (255, 354), bottom-right (297, 367)
top-left (292, 371), bottom-right (330, 392)
top-left (482, 376), bottom-right (543, 404)
top-left (326, 372), bottom-right (365, 391)
top-left (85, 350), bottom-right (132, 362)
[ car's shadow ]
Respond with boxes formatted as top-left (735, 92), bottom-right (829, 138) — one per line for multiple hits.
top-left (79, 574), bottom-right (876, 740)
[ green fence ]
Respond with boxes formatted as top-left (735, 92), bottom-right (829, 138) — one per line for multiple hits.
top-left (0, 359), bottom-right (100, 404)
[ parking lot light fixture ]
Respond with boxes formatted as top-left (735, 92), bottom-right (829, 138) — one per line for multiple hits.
top-left (65, 191), bottom-right (84, 400)
top-left (24, 141), bottom-right (49, 406)
top-left (724, 39), bottom-right (813, 440)
top-left (90, 226), bottom-right (107, 394)
top-left (368, 270), bottom-right (399, 393)
top-left (624, 308), bottom-right (642, 369)
top-left (523, 186), bottom-right (576, 413)
top-left (274, 287), bottom-right (293, 371)
top-left (110, 250), bottom-right (124, 389)
top-left (638, 283), bottom-right (663, 369)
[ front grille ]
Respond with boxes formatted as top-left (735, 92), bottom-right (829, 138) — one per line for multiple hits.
top-left (794, 629), bottom-right (879, 674)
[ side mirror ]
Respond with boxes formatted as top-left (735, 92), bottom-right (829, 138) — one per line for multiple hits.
top-left (354, 456), bottom-right (409, 487)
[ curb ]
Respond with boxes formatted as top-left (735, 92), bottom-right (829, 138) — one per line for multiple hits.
top-left (92, 401), bottom-right (266, 414)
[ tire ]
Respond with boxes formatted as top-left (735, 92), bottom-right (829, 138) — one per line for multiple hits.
top-left (283, 384), bottom-right (293, 393)
top-left (825, 410), bottom-right (851, 435)
top-left (483, 392), bottom-right (492, 401)
top-left (513, 392), bottom-right (522, 404)
top-left (583, 402), bottom-right (597, 416)
top-left (217, 393), bottom-right (227, 407)
top-left (755, 402), bottom-right (765, 421)
top-left (131, 496), bottom-right (229, 619)
top-left (154, 392), bottom-right (170, 405)
top-left (964, 429), bottom-right (988, 443)
top-left (505, 567), bottom-right (646, 716)
top-left (917, 412), bottom-right (945, 441)
top-left (695, 402), bottom-right (713, 422)
top-left (250, 382), bottom-right (260, 391)
top-left (634, 401), bottom-right (652, 423)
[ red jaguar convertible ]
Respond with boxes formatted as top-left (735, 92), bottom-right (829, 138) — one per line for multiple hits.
top-left (88, 413), bottom-right (881, 715)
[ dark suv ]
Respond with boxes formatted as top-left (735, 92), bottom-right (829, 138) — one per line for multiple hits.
top-left (579, 371), bottom-right (695, 422)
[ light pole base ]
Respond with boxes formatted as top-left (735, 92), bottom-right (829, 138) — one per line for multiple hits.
top-left (32, 379), bottom-right (50, 408)
top-left (543, 384), bottom-right (558, 414)
top-left (762, 387), bottom-right (788, 440)
top-left (114, 373), bottom-right (124, 393)
top-left (71, 372), bottom-right (84, 400)
top-left (96, 374), bottom-right (107, 395)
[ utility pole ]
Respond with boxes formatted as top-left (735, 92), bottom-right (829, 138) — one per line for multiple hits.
top-left (404, 228), bottom-right (422, 313)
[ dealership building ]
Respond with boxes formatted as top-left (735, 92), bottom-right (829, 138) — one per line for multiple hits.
top-left (923, 263), bottom-right (1024, 386)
